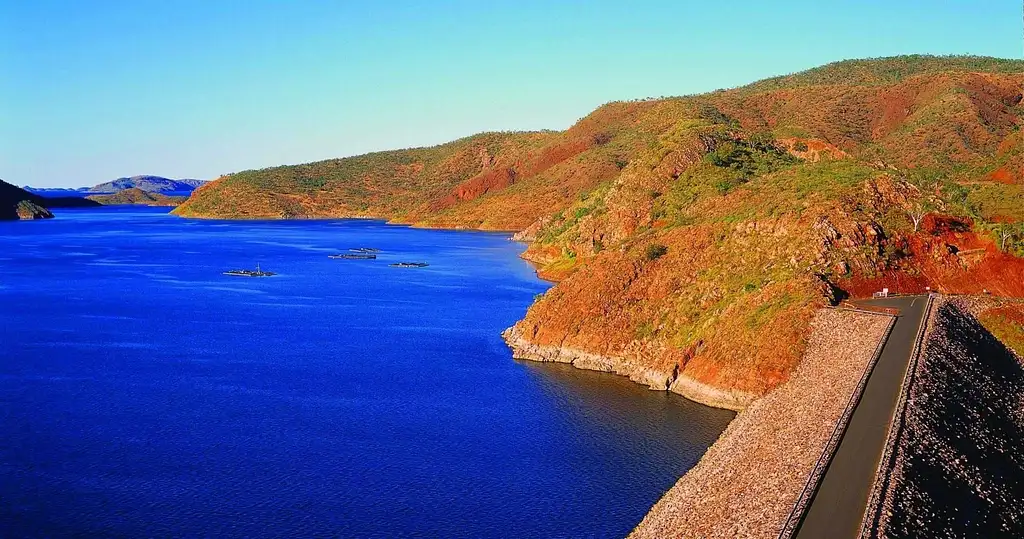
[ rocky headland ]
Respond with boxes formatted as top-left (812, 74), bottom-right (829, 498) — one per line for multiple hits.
top-left (1, 179), bottom-right (54, 220)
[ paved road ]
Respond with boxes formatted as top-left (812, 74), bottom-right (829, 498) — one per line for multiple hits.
top-left (793, 296), bottom-right (929, 539)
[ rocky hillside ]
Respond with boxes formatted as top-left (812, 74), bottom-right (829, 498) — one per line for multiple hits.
top-left (86, 188), bottom-right (187, 206)
top-left (0, 179), bottom-right (54, 220)
top-left (175, 55), bottom-right (1024, 408)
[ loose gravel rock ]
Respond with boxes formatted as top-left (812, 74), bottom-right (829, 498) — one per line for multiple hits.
top-left (630, 309), bottom-right (891, 539)
top-left (869, 298), bottom-right (1024, 538)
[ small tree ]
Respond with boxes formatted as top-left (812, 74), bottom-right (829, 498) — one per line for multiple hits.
top-left (900, 170), bottom-right (941, 233)
top-left (907, 199), bottom-right (935, 233)
top-left (904, 168), bottom-right (944, 194)
top-left (996, 223), bottom-right (1024, 252)
top-left (644, 244), bottom-right (668, 261)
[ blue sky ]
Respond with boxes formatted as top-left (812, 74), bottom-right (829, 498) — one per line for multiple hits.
top-left (1, 0), bottom-right (1020, 187)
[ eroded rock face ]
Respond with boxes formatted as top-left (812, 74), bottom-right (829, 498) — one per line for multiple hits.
top-left (503, 325), bottom-right (679, 393)
top-left (14, 200), bottom-right (53, 220)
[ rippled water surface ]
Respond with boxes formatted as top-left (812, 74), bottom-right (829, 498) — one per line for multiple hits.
top-left (0, 207), bottom-right (733, 538)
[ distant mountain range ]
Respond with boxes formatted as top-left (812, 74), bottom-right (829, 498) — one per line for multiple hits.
top-left (88, 176), bottom-right (207, 194)
top-left (25, 176), bottom-right (207, 198)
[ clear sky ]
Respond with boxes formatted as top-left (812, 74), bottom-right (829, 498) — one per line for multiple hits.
top-left (2, 0), bottom-right (1021, 187)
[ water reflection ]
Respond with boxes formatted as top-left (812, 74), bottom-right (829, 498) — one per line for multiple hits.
top-left (518, 361), bottom-right (735, 533)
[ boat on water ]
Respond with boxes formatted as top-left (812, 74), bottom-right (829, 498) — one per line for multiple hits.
top-left (223, 263), bottom-right (276, 277)
top-left (329, 253), bottom-right (376, 259)
top-left (350, 247), bottom-right (381, 253)
top-left (389, 262), bottom-right (429, 268)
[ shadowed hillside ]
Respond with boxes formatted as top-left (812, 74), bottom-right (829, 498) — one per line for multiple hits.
top-left (175, 55), bottom-right (1024, 408)
top-left (0, 179), bottom-right (53, 220)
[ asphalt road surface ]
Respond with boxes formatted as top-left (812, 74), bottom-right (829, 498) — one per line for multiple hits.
top-left (793, 296), bottom-right (929, 539)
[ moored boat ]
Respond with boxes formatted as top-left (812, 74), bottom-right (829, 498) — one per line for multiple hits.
top-left (329, 253), bottom-right (376, 259)
top-left (223, 263), bottom-right (276, 277)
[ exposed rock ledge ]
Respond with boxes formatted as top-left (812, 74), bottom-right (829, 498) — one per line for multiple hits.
top-left (668, 375), bottom-right (759, 413)
top-left (502, 326), bottom-right (756, 411)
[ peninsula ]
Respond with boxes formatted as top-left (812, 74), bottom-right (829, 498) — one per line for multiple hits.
top-left (1, 179), bottom-right (54, 220)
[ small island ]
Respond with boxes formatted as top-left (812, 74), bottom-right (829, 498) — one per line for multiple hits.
top-left (86, 187), bottom-right (188, 207)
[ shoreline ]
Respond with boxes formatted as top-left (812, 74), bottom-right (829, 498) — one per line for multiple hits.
top-left (502, 326), bottom-right (756, 411)
top-left (179, 208), bottom-right (761, 412)
top-left (171, 211), bottom-right (525, 233)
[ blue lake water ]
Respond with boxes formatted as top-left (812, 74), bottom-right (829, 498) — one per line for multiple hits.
top-left (0, 207), bottom-right (734, 538)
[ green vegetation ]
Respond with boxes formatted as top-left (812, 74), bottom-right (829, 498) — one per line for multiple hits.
top-left (634, 321), bottom-right (656, 340)
top-left (745, 293), bottom-right (797, 330)
top-left (702, 134), bottom-right (798, 194)
top-left (538, 183), bottom-right (611, 244)
top-left (969, 184), bottom-right (1024, 223)
top-left (743, 55), bottom-right (1024, 92)
top-left (980, 307), bottom-right (1024, 357)
top-left (644, 244), bottom-right (668, 261)
top-left (994, 222), bottom-right (1024, 256)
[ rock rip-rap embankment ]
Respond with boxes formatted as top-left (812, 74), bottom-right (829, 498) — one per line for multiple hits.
top-left (866, 298), bottom-right (1024, 538)
top-left (628, 308), bottom-right (892, 539)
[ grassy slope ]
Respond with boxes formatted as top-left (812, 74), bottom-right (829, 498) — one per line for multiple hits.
top-left (979, 304), bottom-right (1024, 357)
top-left (176, 55), bottom-right (1024, 406)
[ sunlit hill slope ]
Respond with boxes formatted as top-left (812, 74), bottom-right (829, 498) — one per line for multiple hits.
top-left (176, 55), bottom-right (1024, 408)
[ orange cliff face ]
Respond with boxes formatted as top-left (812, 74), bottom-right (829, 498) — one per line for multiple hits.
top-left (838, 214), bottom-right (1024, 298)
top-left (175, 56), bottom-right (1024, 409)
